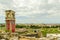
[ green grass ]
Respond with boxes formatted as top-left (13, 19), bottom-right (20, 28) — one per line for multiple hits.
top-left (0, 27), bottom-right (6, 31)
top-left (0, 27), bottom-right (60, 37)
top-left (27, 28), bottom-right (60, 37)
top-left (40, 28), bottom-right (60, 36)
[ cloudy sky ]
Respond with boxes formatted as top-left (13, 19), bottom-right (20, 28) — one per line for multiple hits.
top-left (0, 0), bottom-right (60, 24)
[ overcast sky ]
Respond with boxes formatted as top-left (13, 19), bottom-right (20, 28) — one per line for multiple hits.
top-left (0, 0), bottom-right (60, 24)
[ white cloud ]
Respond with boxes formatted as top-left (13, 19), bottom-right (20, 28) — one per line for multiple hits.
top-left (48, 0), bottom-right (59, 4)
top-left (0, 0), bottom-right (60, 23)
top-left (47, 9), bottom-right (60, 18)
top-left (12, 0), bottom-right (48, 17)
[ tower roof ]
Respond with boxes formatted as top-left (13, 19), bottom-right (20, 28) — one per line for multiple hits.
top-left (5, 10), bottom-right (15, 13)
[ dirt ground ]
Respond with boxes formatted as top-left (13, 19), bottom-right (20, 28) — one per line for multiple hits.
top-left (19, 38), bottom-right (30, 40)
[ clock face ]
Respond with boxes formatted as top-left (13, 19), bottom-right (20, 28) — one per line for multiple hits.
top-left (6, 13), bottom-right (15, 19)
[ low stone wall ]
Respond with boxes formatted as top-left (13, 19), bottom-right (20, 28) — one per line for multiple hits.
top-left (19, 38), bottom-right (30, 40)
top-left (19, 37), bottom-right (49, 40)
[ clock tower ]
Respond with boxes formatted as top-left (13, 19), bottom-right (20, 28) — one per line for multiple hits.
top-left (5, 10), bottom-right (15, 32)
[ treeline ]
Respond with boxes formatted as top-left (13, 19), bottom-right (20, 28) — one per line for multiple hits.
top-left (0, 24), bottom-right (5, 27)
top-left (0, 24), bottom-right (60, 29)
top-left (16, 25), bottom-right (60, 29)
